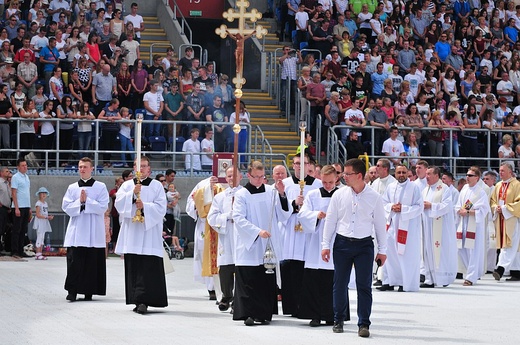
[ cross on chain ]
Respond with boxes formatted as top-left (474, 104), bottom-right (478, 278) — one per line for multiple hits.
top-left (435, 241), bottom-right (441, 248)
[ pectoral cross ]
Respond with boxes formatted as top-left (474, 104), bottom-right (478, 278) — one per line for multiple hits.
top-left (215, 0), bottom-right (267, 186)
top-left (435, 241), bottom-right (441, 248)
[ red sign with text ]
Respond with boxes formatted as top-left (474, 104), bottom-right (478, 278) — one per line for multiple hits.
top-left (172, 0), bottom-right (226, 20)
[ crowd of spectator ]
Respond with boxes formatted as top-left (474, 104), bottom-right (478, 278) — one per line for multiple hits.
top-left (0, 0), bottom-right (245, 170)
top-left (278, 0), bottom-right (520, 170)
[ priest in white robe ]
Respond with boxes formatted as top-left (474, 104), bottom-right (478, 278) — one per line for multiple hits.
top-left (232, 161), bottom-right (292, 326)
top-left (421, 166), bottom-right (457, 288)
top-left (382, 165), bottom-right (423, 292)
top-left (490, 162), bottom-right (520, 281)
top-left (62, 157), bottom-right (109, 302)
top-left (297, 165), bottom-right (337, 326)
top-left (455, 166), bottom-right (490, 286)
top-left (280, 154), bottom-right (321, 316)
top-left (115, 156), bottom-right (168, 314)
top-left (186, 177), bottom-right (217, 299)
top-left (207, 167), bottom-right (243, 312)
top-left (370, 158), bottom-right (396, 195)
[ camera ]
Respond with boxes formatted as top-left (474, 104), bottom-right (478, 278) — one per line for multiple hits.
top-left (289, 49), bottom-right (296, 56)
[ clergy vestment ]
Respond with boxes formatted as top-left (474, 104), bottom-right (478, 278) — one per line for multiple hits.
top-left (455, 184), bottom-right (490, 284)
top-left (490, 178), bottom-right (520, 278)
top-left (62, 178), bottom-right (109, 297)
top-left (186, 178), bottom-right (215, 292)
top-left (421, 181), bottom-right (458, 287)
top-left (297, 187), bottom-right (336, 323)
top-left (370, 175), bottom-right (396, 195)
top-left (115, 177), bottom-right (168, 308)
top-left (382, 179), bottom-right (423, 291)
top-left (280, 175), bottom-right (321, 316)
top-left (207, 186), bottom-right (242, 305)
top-left (232, 182), bottom-right (291, 322)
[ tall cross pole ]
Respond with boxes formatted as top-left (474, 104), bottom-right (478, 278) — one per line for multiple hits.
top-left (216, 0), bottom-right (267, 186)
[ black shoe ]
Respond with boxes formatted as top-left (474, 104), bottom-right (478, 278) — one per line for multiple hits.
top-left (325, 321), bottom-right (334, 326)
top-left (506, 276), bottom-right (520, 281)
top-left (208, 290), bottom-right (217, 301)
top-left (309, 319), bottom-right (320, 327)
top-left (493, 270), bottom-right (502, 281)
top-left (398, 286), bottom-right (404, 292)
top-left (420, 274), bottom-right (425, 283)
top-left (456, 273), bottom-right (464, 279)
top-left (373, 279), bottom-right (382, 286)
top-left (376, 284), bottom-right (394, 291)
top-left (332, 321), bottom-right (344, 333)
top-left (254, 318), bottom-right (270, 325)
top-left (244, 317), bottom-right (254, 326)
top-left (218, 301), bottom-right (230, 311)
top-left (136, 304), bottom-right (147, 314)
top-left (133, 305), bottom-right (138, 313)
top-left (66, 293), bottom-right (77, 302)
top-left (420, 283), bottom-right (435, 288)
top-left (358, 325), bottom-right (370, 338)
top-left (84, 294), bottom-right (92, 301)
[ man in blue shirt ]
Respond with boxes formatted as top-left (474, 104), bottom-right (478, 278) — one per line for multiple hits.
top-left (371, 63), bottom-right (388, 100)
top-left (39, 37), bottom-right (59, 94)
top-left (11, 158), bottom-right (31, 259)
top-left (434, 33), bottom-right (451, 62)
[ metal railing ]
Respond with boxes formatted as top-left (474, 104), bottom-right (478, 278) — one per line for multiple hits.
top-left (328, 124), bottom-right (518, 173)
top-left (149, 43), bottom-right (174, 67)
top-left (167, 0), bottom-right (193, 43)
top-left (6, 117), bottom-right (258, 174)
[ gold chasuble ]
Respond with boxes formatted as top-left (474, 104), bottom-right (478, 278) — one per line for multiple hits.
top-left (490, 179), bottom-right (520, 250)
top-left (194, 183), bottom-right (226, 277)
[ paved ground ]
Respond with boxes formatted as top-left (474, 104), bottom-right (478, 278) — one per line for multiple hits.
top-left (1, 256), bottom-right (518, 345)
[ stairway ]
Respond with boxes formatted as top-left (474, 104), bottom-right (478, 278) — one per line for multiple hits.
top-left (139, 16), bottom-right (172, 64)
top-left (242, 91), bottom-right (299, 166)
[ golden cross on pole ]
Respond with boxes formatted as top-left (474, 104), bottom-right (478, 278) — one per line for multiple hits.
top-left (215, 0), bottom-right (267, 186)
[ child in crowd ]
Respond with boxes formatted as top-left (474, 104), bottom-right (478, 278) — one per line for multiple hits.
top-left (33, 187), bottom-right (53, 260)
top-left (119, 106), bottom-right (134, 167)
top-left (31, 84), bottom-right (48, 113)
top-left (182, 127), bottom-right (201, 171)
top-left (201, 127), bottom-right (214, 171)
top-left (165, 182), bottom-right (182, 251)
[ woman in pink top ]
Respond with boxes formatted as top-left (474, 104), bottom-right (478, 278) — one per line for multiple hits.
top-left (131, 59), bottom-right (148, 110)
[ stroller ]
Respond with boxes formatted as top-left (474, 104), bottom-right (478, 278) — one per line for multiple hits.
top-left (162, 217), bottom-right (187, 260)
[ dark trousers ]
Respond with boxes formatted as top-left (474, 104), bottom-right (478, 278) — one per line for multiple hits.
top-left (11, 207), bottom-right (30, 256)
top-left (0, 206), bottom-right (8, 251)
top-left (219, 264), bottom-right (235, 303)
top-left (19, 132), bottom-right (35, 159)
top-left (332, 234), bottom-right (374, 327)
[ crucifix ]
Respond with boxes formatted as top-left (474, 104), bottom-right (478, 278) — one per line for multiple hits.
top-left (215, 0), bottom-right (267, 186)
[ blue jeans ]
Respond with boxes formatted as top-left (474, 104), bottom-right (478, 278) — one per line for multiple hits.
top-left (119, 135), bottom-right (135, 163)
top-left (144, 114), bottom-right (162, 137)
top-left (332, 234), bottom-right (374, 327)
top-left (77, 131), bottom-right (92, 159)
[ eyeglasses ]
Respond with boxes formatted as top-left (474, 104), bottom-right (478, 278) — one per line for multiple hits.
top-left (344, 172), bottom-right (358, 176)
top-left (60, 15), bottom-right (65, 18)
top-left (250, 175), bottom-right (265, 179)
top-left (293, 162), bottom-right (309, 166)
top-left (466, 174), bottom-right (477, 177)
top-left (159, 179), bottom-right (166, 182)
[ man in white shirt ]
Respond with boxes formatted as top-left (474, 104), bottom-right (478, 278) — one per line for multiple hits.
top-left (124, 2), bottom-right (144, 41)
top-left (322, 158), bottom-right (387, 337)
top-left (382, 126), bottom-right (406, 168)
top-left (200, 127), bottom-right (214, 171)
top-left (182, 128), bottom-right (202, 171)
top-left (143, 80), bottom-right (164, 137)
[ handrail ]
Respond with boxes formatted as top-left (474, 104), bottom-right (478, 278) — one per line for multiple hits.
top-left (167, 0), bottom-right (193, 43)
top-left (328, 124), bottom-right (512, 172)
top-left (149, 42), bottom-right (174, 66)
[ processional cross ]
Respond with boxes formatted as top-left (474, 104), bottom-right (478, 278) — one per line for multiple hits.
top-left (215, 0), bottom-right (267, 185)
